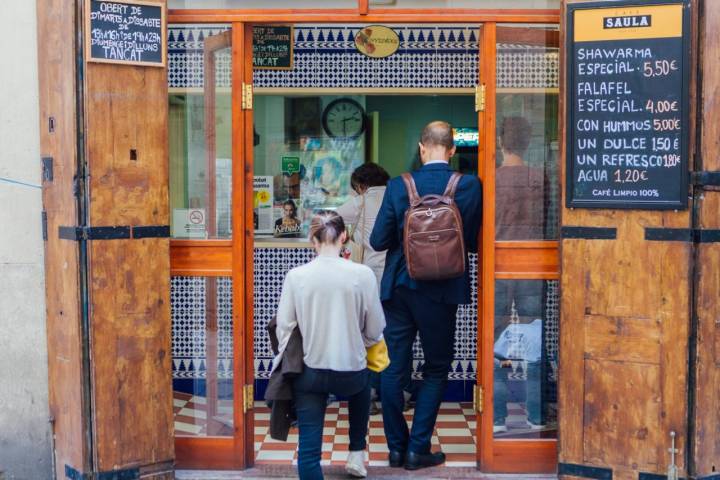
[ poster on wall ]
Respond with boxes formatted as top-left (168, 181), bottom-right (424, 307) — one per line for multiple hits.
top-left (565, 0), bottom-right (690, 209)
top-left (253, 176), bottom-right (274, 235)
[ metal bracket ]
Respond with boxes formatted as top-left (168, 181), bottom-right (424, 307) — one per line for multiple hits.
top-left (645, 228), bottom-right (720, 243)
top-left (475, 84), bottom-right (486, 112)
top-left (472, 384), bottom-right (483, 414)
top-left (65, 464), bottom-right (140, 480)
top-left (42, 156), bottom-right (53, 182)
top-left (42, 211), bottom-right (48, 241)
top-left (243, 384), bottom-right (255, 413)
top-left (58, 225), bottom-right (170, 241)
top-left (557, 462), bottom-right (613, 479)
top-left (561, 226), bottom-right (617, 240)
top-left (691, 171), bottom-right (720, 187)
top-left (242, 83), bottom-right (253, 110)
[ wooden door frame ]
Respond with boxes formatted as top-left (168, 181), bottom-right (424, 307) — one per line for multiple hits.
top-left (168, 7), bottom-right (562, 471)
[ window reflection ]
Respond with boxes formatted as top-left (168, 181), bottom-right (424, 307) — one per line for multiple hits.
top-left (493, 279), bottom-right (558, 439)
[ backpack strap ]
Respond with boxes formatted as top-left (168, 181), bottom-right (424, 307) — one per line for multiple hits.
top-left (401, 173), bottom-right (421, 206)
top-left (443, 172), bottom-right (463, 199)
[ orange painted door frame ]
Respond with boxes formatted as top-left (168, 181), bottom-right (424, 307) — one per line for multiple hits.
top-left (169, 10), bottom-right (562, 471)
top-left (476, 22), bottom-right (559, 474)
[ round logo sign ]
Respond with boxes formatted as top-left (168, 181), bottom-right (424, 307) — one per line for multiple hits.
top-left (354, 25), bottom-right (400, 59)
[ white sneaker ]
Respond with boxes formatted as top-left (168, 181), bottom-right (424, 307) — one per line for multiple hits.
top-left (493, 424), bottom-right (508, 433)
top-left (526, 421), bottom-right (545, 430)
top-left (345, 450), bottom-right (367, 478)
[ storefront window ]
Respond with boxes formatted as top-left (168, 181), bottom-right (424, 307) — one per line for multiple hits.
top-left (253, 94), bottom-right (477, 240)
top-left (495, 24), bottom-right (560, 241)
top-left (493, 279), bottom-right (558, 439)
top-left (171, 276), bottom-right (234, 437)
top-left (169, 25), bottom-right (232, 239)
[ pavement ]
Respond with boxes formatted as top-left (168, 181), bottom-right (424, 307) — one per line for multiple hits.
top-left (176, 465), bottom-right (558, 479)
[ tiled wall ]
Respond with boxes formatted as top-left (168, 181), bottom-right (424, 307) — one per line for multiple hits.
top-left (168, 24), bottom-right (559, 89)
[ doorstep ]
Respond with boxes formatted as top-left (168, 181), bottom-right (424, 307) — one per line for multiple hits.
top-left (176, 466), bottom-right (558, 479)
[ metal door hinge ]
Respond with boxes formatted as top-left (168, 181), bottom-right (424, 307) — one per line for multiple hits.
top-left (473, 384), bottom-right (483, 414)
top-left (243, 384), bottom-right (254, 413)
top-left (667, 431), bottom-right (679, 480)
top-left (475, 84), bottom-right (486, 112)
top-left (242, 83), bottom-right (253, 110)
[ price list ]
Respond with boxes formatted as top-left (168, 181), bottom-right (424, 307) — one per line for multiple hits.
top-left (566, 2), bottom-right (689, 209)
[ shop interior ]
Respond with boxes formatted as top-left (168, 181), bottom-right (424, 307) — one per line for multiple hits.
top-left (167, 22), bottom-right (560, 468)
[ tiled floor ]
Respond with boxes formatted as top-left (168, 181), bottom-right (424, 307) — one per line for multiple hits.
top-left (253, 401), bottom-right (477, 467)
top-left (174, 391), bottom-right (555, 465)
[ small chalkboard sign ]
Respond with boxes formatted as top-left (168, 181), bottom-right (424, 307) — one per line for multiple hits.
top-left (253, 26), bottom-right (294, 70)
top-left (85, 0), bottom-right (166, 67)
top-left (566, 0), bottom-right (690, 210)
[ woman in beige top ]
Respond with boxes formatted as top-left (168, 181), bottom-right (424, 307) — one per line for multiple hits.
top-left (275, 211), bottom-right (386, 479)
top-left (336, 163), bottom-right (390, 288)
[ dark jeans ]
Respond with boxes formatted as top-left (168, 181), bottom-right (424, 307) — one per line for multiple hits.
top-left (493, 359), bottom-right (542, 425)
top-left (380, 287), bottom-right (458, 454)
top-left (293, 366), bottom-right (370, 480)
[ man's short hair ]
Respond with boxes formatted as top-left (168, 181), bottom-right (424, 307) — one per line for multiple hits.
top-left (500, 116), bottom-right (532, 156)
top-left (420, 121), bottom-right (454, 150)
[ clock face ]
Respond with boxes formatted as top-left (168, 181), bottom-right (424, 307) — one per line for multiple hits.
top-left (322, 98), bottom-right (366, 139)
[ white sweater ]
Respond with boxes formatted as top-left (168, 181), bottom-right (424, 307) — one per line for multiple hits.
top-left (274, 255), bottom-right (386, 372)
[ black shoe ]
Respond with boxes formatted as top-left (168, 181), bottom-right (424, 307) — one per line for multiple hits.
top-left (404, 451), bottom-right (446, 470)
top-left (388, 450), bottom-right (405, 468)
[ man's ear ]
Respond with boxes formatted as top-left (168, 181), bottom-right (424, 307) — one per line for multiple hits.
top-left (448, 145), bottom-right (457, 157)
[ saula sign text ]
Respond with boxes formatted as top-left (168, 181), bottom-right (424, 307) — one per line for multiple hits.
top-left (603, 14), bottom-right (652, 29)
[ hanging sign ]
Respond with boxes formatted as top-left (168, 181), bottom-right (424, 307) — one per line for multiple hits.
top-left (85, 0), bottom-right (166, 67)
top-left (566, 0), bottom-right (690, 210)
top-left (253, 26), bottom-right (294, 70)
top-left (355, 25), bottom-right (400, 59)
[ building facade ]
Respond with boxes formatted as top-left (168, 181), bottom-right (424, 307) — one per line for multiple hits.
top-left (1, 0), bottom-right (718, 479)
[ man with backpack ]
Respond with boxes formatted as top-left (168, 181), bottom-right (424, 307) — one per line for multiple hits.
top-left (370, 121), bottom-right (483, 470)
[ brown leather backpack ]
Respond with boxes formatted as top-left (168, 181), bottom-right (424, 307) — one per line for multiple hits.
top-left (401, 172), bottom-right (466, 281)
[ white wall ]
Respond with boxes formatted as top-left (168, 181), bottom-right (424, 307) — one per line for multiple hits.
top-left (0, 1), bottom-right (51, 478)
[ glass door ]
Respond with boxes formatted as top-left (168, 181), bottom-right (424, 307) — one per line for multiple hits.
top-left (168, 22), bottom-right (254, 469)
top-left (477, 22), bottom-right (560, 473)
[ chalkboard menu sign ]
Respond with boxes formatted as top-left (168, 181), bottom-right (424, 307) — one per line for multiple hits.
top-left (566, 0), bottom-right (690, 210)
top-left (253, 26), bottom-right (294, 70)
top-left (85, 0), bottom-right (166, 67)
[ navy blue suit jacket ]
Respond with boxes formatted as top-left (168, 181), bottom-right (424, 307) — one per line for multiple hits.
top-left (370, 163), bottom-right (483, 305)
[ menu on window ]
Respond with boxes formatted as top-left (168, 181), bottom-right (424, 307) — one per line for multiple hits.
top-left (566, 1), bottom-right (690, 209)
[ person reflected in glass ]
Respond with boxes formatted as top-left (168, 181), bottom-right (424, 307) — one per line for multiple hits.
top-left (495, 116), bottom-right (545, 240)
top-left (274, 211), bottom-right (386, 479)
top-left (274, 199), bottom-right (301, 238)
top-left (493, 301), bottom-right (543, 435)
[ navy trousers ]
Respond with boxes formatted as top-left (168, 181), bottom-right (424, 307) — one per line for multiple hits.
top-left (380, 287), bottom-right (458, 454)
top-left (293, 366), bottom-right (370, 480)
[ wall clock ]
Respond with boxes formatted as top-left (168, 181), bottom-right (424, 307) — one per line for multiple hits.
top-left (321, 98), bottom-right (366, 139)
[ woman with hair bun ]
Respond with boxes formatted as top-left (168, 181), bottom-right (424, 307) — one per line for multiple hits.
top-left (274, 210), bottom-right (386, 479)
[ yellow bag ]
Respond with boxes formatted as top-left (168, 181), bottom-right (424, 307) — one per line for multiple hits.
top-left (366, 338), bottom-right (390, 373)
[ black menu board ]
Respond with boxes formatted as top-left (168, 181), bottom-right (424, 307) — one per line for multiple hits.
top-left (566, 0), bottom-right (690, 209)
top-left (253, 26), bottom-right (294, 70)
top-left (86, 0), bottom-right (166, 67)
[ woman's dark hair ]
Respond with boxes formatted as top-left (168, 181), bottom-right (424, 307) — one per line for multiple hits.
top-left (350, 163), bottom-right (391, 193)
top-left (500, 116), bottom-right (532, 156)
top-left (282, 199), bottom-right (297, 218)
top-left (309, 210), bottom-right (346, 245)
